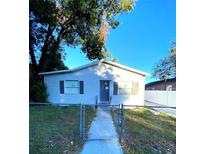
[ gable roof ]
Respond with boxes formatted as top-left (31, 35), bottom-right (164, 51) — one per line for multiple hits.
top-left (39, 60), bottom-right (150, 77)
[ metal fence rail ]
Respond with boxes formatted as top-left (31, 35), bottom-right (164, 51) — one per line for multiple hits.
top-left (79, 103), bottom-right (176, 143)
top-left (30, 102), bottom-right (176, 143)
top-left (29, 102), bottom-right (98, 154)
top-left (29, 102), bottom-right (176, 153)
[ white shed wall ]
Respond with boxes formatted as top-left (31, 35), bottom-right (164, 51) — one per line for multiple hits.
top-left (44, 63), bottom-right (145, 105)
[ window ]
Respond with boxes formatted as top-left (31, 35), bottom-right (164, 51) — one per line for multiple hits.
top-left (118, 81), bottom-right (133, 95)
top-left (64, 80), bottom-right (79, 94)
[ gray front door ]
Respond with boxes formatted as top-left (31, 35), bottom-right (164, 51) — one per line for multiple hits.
top-left (100, 80), bottom-right (110, 102)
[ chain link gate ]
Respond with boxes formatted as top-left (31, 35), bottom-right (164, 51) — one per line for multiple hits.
top-left (79, 104), bottom-right (125, 143)
top-left (79, 103), bottom-right (176, 143)
top-left (111, 104), bottom-right (125, 143)
top-left (29, 102), bottom-right (175, 153)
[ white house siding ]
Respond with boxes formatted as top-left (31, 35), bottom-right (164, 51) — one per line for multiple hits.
top-left (44, 63), bottom-right (145, 105)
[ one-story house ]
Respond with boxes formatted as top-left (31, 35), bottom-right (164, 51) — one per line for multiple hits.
top-left (39, 60), bottom-right (149, 105)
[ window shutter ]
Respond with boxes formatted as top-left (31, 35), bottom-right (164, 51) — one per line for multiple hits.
top-left (60, 80), bottom-right (64, 94)
top-left (113, 82), bottom-right (118, 95)
top-left (80, 81), bottom-right (84, 94)
top-left (132, 82), bottom-right (139, 95)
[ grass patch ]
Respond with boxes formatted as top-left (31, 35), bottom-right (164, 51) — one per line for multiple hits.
top-left (29, 105), bottom-right (95, 154)
top-left (114, 108), bottom-right (176, 154)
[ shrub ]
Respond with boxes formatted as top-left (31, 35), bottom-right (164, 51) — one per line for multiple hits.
top-left (30, 79), bottom-right (48, 102)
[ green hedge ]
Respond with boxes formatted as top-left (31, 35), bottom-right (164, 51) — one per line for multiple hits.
top-left (30, 79), bottom-right (48, 102)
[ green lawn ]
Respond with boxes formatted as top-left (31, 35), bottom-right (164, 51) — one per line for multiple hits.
top-left (29, 105), bottom-right (95, 154)
top-left (122, 108), bottom-right (176, 154)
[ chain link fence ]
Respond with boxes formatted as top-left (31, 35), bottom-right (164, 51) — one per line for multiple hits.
top-left (81, 104), bottom-right (122, 141)
top-left (80, 104), bottom-right (176, 153)
top-left (29, 103), bottom-right (95, 154)
top-left (116, 105), bottom-right (176, 154)
top-left (30, 103), bottom-right (176, 153)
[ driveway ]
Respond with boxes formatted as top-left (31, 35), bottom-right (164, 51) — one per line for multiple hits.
top-left (81, 107), bottom-right (123, 154)
top-left (144, 101), bottom-right (176, 117)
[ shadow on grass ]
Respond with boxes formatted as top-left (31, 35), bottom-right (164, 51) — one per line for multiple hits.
top-left (122, 108), bottom-right (176, 154)
top-left (29, 105), bottom-right (96, 154)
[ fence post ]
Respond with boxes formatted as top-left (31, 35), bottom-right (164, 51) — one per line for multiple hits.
top-left (80, 104), bottom-right (85, 140)
top-left (82, 104), bottom-right (85, 140)
top-left (119, 104), bottom-right (124, 143)
top-left (80, 104), bottom-right (83, 139)
top-left (166, 90), bottom-right (168, 106)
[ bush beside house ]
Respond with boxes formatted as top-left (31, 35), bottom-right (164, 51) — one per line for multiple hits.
top-left (29, 80), bottom-right (48, 102)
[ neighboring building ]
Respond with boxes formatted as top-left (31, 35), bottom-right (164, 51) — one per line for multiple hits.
top-left (39, 60), bottom-right (149, 105)
top-left (145, 78), bottom-right (176, 91)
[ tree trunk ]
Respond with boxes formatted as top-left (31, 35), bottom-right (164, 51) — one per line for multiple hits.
top-left (38, 25), bottom-right (55, 72)
top-left (38, 27), bottom-right (66, 71)
top-left (29, 49), bottom-right (38, 77)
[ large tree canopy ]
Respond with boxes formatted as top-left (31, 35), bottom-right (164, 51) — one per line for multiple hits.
top-left (29, 0), bottom-right (136, 74)
top-left (152, 42), bottom-right (176, 80)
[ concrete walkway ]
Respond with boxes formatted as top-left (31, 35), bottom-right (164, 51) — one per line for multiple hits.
top-left (145, 101), bottom-right (176, 117)
top-left (81, 107), bottom-right (123, 154)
